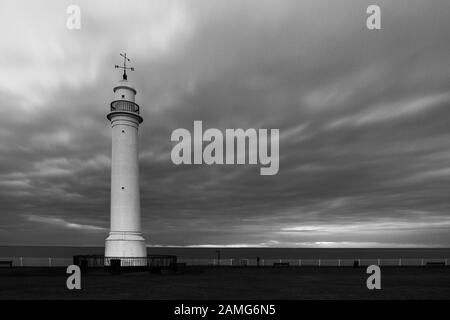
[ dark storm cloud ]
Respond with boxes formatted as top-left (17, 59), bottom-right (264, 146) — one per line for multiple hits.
top-left (1, 0), bottom-right (450, 247)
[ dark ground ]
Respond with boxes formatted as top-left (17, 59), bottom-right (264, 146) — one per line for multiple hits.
top-left (0, 266), bottom-right (449, 299)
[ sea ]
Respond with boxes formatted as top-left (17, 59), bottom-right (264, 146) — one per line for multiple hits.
top-left (1, 246), bottom-right (449, 260)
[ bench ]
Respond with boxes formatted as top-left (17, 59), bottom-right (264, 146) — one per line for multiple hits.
top-left (0, 260), bottom-right (13, 268)
top-left (426, 261), bottom-right (446, 267)
top-left (273, 262), bottom-right (290, 267)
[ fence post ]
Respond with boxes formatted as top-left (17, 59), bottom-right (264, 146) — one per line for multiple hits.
top-left (20, 257), bottom-right (23, 267)
top-left (338, 259), bottom-right (340, 267)
top-left (399, 258), bottom-right (401, 267)
top-left (421, 259), bottom-right (424, 266)
top-left (318, 259), bottom-right (321, 267)
top-left (48, 257), bottom-right (52, 267)
top-left (299, 259), bottom-right (301, 267)
top-left (378, 258), bottom-right (380, 266)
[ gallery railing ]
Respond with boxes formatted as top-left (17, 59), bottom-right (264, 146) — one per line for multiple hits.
top-left (110, 100), bottom-right (140, 114)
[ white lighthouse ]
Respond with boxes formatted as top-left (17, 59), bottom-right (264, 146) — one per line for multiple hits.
top-left (105, 53), bottom-right (146, 260)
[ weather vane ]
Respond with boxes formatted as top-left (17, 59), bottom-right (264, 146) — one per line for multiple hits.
top-left (115, 53), bottom-right (134, 80)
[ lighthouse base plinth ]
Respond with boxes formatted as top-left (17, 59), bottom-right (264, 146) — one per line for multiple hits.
top-left (105, 231), bottom-right (147, 258)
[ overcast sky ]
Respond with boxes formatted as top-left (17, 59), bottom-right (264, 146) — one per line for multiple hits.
top-left (1, 0), bottom-right (450, 247)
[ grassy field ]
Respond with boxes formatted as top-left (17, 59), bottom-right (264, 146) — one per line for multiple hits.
top-left (0, 266), bottom-right (449, 299)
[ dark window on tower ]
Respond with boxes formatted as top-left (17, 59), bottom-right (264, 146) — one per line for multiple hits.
top-left (121, 94), bottom-right (125, 98)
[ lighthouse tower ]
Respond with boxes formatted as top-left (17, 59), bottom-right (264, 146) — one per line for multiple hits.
top-left (105, 53), bottom-right (146, 259)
